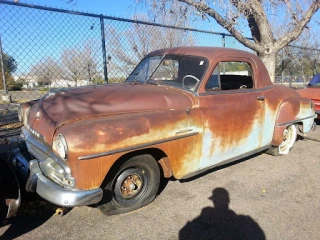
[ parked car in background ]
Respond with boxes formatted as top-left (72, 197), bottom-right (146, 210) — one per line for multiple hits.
top-left (0, 157), bottom-right (20, 221)
top-left (9, 47), bottom-right (316, 216)
top-left (297, 74), bottom-right (320, 119)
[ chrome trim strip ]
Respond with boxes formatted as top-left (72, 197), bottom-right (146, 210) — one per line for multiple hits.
top-left (199, 88), bottom-right (260, 96)
top-left (258, 85), bottom-right (273, 91)
top-left (199, 85), bottom-right (273, 97)
top-left (79, 132), bottom-right (199, 160)
top-left (175, 129), bottom-right (193, 134)
top-left (22, 127), bottom-right (72, 177)
top-left (276, 115), bottom-right (316, 127)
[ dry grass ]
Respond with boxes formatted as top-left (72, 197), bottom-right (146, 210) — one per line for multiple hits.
top-left (0, 123), bottom-right (23, 130)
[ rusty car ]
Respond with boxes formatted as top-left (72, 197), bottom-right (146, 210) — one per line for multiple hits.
top-left (9, 47), bottom-right (316, 215)
top-left (297, 74), bottom-right (320, 119)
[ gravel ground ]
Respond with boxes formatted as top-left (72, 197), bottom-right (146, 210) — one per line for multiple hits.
top-left (0, 122), bottom-right (320, 240)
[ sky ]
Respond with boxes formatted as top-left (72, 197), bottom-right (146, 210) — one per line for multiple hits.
top-left (18, 0), bottom-right (153, 18)
top-left (1, 0), bottom-right (319, 77)
top-left (15, 0), bottom-right (228, 33)
top-left (0, 0), bottom-right (232, 76)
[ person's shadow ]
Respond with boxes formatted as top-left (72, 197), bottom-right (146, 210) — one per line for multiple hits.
top-left (179, 188), bottom-right (265, 240)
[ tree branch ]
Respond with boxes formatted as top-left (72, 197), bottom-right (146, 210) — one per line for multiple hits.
top-left (275, 0), bottom-right (320, 51)
top-left (247, 0), bottom-right (274, 45)
top-left (281, 0), bottom-right (299, 23)
top-left (178, 0), bottom-right (263, 52)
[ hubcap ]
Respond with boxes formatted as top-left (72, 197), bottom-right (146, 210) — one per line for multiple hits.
top-left (282, 129), bottom-right (289, 143)
top-left (114, 167), bottom-right (148, 205)
top-left (279, 125), bottom-right (297, 154)
top-left (120, 174), bottom-right (142, 198)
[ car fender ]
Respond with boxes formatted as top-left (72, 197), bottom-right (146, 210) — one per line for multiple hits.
top-left (55, 108), bottom-right (203, 189)
top-left (272, 97), bottom-right (314, 146)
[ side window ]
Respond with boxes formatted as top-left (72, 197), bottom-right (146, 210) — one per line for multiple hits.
top-left (205, 65), bottom-right (220, 90)
top-left (205, 61), bottom-right (254, 91)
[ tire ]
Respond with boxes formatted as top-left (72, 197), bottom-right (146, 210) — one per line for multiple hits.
top-left (266, 124), bottom-right (297, 156)
top-left (98, 154), bottom-right (160, 215)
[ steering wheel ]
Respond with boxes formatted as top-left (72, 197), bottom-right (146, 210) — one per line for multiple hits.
top-left (182, 75), bottom-right (200, 89)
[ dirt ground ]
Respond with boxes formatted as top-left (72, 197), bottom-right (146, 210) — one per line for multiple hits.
top-left (0, 121), bottom-right (320, 240)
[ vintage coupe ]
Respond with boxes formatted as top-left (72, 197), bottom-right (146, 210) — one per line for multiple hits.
top-left (10, 47), bottom-right (316, 215)
top-left (297, 74), bottom-right (320, 119)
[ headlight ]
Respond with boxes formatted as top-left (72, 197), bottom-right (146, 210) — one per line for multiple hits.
top-left (53, 134), bottom-right (68, 160)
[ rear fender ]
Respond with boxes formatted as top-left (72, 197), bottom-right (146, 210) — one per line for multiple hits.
top-left (272, 98), bottom-right (300, 146)
top-left (272, 97), bottom-right (315, 145)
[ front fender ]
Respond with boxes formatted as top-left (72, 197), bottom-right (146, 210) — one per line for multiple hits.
top-left (55, 109), bottom-right (202, 189)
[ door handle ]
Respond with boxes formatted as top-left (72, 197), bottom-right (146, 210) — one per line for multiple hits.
top-left (257, 96), bottom-right (265, 101)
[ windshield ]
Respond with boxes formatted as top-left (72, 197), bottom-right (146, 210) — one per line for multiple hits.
top-left (126, 54), bottom-right (209, 91)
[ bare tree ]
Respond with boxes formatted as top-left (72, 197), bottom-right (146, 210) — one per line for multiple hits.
top-left (139, 0), bottom-right (320, 81)
top-left (30, 58), bottom-right (62, 87)
top-left (82, 45), bottom-right (98, 84)
top-left (61, 45), bottom-right (99, 86)
top-left (61, 49), bottom-right (84, 87)
top-left (107, 12), bottom-right (195, 78)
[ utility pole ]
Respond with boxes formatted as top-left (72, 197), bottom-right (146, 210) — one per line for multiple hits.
top-left (0, 34), bottom-right (11, 103)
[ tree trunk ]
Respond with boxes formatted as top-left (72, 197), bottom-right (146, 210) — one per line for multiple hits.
top-left (259, 53), bottom-right (276, 83)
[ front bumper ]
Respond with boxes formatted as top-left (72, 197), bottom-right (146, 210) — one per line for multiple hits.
top-left (28, 160), bottom-right (103, 207)
top-left (8, 129), bottom-right (103, 207)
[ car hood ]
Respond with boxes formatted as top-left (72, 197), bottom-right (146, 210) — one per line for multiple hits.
top-left (27, 83), bottom-right (195, 141)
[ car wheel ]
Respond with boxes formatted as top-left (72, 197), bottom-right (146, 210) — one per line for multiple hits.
top-left (266, 124), bottom-right (297, 156)
top-left (98, 154), bottom-right (160, 215)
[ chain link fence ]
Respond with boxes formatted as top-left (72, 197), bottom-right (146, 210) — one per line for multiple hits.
top-left (0, 1), bottom-right (252, 113)
top-left (0, 0), bottom-right (319, 118)
top-left (275, 46), bottom-right (320, 89)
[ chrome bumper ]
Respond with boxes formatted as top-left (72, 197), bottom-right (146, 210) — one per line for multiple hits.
top-left (8, 130), bottom-right (103, 207)
top-left (28, 160), bottom-right (103, 207)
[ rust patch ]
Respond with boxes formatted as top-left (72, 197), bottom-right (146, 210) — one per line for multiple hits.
top-left (158, 157), bottom-right (173, 178)
top-left (58, 108), bottom-right (203, 189)
top-left (198, 91), bottom-right (264, 160)
top-left (272, 125), bottom-right (287, 146)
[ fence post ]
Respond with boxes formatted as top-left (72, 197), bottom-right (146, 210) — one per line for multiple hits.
top-left (281, 49), bottom-right (284, 84)
top-left (222, 33), bottom-right (226, 48)
top-left (0, 34), bottom-right (8, 94)
top-left (100, 15), bottom-right (108, 83)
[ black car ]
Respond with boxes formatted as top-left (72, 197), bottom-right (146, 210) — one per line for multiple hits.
top-left (0, 156), bottom-right (21, 221)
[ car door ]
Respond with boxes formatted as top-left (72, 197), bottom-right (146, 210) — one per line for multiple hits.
top-left (197, 60), bottom-right (266, 169)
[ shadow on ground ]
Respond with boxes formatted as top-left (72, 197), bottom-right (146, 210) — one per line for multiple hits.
top-left (179, 188), bottom-right (265, 240)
